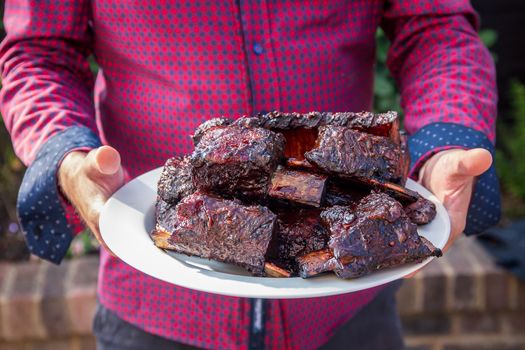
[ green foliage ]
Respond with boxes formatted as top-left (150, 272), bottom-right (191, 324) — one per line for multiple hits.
top-left (479, 29), bottom-right (498, 48)
top-left (88, 55), bottom-right (99, 75)
top-left (496, 80), bottom-right (525, 200)
top-left (373, 28), bottom-right (400, 114)
top-left (65, 228), bottom-right (100, 258)
top-left (0, 119), bottom-right (25, 223)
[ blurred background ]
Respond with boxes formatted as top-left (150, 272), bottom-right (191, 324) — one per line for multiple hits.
top-left (0, 1), bottom-right (524, 350)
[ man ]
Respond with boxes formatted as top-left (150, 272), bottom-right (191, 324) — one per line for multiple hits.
top-left (0, 1), bottom-right (500, 349)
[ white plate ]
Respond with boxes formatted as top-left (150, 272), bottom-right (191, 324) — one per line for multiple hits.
top-left (99, 167), bottom-right (450, 299)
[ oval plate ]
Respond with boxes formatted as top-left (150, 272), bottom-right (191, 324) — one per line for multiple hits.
top-left (99, 167), bottom-right (450, 299)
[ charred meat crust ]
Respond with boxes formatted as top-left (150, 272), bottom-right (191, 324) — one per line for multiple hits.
top-left (404, 195), bottom-right (437, 225)
top-left (191, 117), bottom-right (233, 145)
top-left (157, 156), bottom-right (196, 205)
top-left (154, 111), bottom-right (441, 279)
top-left (190, 125), bottom-right (285, 200)
top-left (152, 192), bottom-right (277, 276)
top-left (305, 126), bottom-right (403, 183)
top-left (315, 193), bottom-right (441, 279)
top-left (265, 208), bottom-right (328, 274)
top-left (235, 110), bottom-right (399, 141)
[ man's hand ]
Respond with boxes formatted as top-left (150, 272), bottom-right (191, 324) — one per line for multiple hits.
top-left (58, 146), bottom-right (125, 254)
top-left (418, 148), bottom-right (493, 253)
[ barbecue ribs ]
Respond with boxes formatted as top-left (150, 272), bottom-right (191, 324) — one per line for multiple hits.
top-left (305, 125), bottom-right (403, 183)
top-left (190, 124), bottom-right (285, 200)
top-left (152, 110), bottom-right (441, 279)
top-left (265, 208), bottom-right (328, 274)
top-left (298, 193), bottom-right (442, 279)
top-left (151, 192), bottom-right (277, 275)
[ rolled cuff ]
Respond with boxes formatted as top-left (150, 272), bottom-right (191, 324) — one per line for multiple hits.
top-left (17, 126), bottom-right (101, 263)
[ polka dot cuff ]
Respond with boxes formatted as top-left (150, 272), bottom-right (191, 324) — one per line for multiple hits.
top-left (408, 122), bottom-right (501, 235)
top-left (17, 126), bottom-right (101, 263)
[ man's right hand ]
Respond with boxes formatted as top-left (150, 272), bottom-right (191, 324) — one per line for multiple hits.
top-left (58, 146), bottom-right (125, 254)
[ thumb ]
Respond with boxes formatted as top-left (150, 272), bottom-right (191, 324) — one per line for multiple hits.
top-left (85, 146), bottom-right (122, 178)
top-left (453, 148), bottom-right (492, 178)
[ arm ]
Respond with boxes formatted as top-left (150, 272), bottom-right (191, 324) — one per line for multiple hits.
top-left (381, 0), bottom-right (500, 246)
top-left (0, 0), bottom-right (121, 263)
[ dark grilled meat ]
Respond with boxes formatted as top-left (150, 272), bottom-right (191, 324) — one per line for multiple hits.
top-left (322, 180), bottom-right (437, 226)
top-left (157, 156), bottom-right (196, 205)
top-left (305, 126), bottom-right (403, 183)
top-left (190, 125), bottom-right (285, 200)
top-left (151, 192), bottom-right (277, 275)
top-left (364, 178), bottom-right (419, 204)
top-left (155, 156), bottom-right (196, 232)
top-left (268, 166), bottom-right (328, 208)
top-left (235, 111), bottom-right (399, 141)
top-left (235, 111), bottom-right (400, 159)
top-left (154, 111), bottom-right (441, 279)
top-left (323, 179), bottom-right (369, 207)
top-left (300, 193), bottom-right (442, 279)
top-left (191, 117), bottom-right (232, 145)
top-left (404, 195), bottom-right (437, 225)
top-left (265, 208), bottom-right (328, 274)
top-left (296, 249), bottom-right (337, 278)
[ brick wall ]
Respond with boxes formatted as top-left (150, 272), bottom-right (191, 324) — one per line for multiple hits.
top-left (0, 258), bottom-right (97, 350)
top-left (400, 238), bottom-right (525, 350)
top-left (0, 237), bottom-right (523, 350)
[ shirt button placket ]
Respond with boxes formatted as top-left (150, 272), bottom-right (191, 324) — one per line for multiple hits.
top-left (238, 0), bottom-right (281, 114)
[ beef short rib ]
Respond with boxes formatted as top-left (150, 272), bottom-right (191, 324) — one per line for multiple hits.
top-left (296, 248), bottom-right (337, 278)
top-left (265, 208), bottom-right (328, 274)
top-left (404, 194), bottom-right (437, 225)
top-left (157, 156), bottom-right (196, 205)
top-left (305, 126), bottom-right (403, 183)
top-left (235, 110), bottom-right (400, 160)
top-left (322, 179), bottom-right (436, 225)
top-left (298, 193), bottom-right (442, 279)
top-left (190, 125), bottom-right (285, 200)
top-left (268, 166), bottom-right (328, 207)
top-left (151, 192), bottom-right (277, 275)
top-left (235, 110), bottom-right (399, 142)
top-left (192, 117), bottom-right (232, 145)
top-left (323, 179), bottom-right (370, 207)
top-left (155, 156), bottom-right (196, 237)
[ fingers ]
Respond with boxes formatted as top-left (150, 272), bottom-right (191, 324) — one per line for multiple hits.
top-left (454, 148), bottom-right (492, 177)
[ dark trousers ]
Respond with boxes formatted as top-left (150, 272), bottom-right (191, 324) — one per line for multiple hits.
top-left (94, 281), bottom-right (404, 350)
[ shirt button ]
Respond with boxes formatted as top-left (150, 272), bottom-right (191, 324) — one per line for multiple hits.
top-left (253, 43), bottom-right (264, 55)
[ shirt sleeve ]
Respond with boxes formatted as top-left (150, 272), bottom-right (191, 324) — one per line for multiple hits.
top-left (381, 1), bottom-right (500, 234)
top-left (0, 0), bottom-right (100, 263)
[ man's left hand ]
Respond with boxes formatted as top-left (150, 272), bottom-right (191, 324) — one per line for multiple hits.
top-left (404, 148), bottom-right (492, 279)
top-left (418, 148), bottom-right (493, 253)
